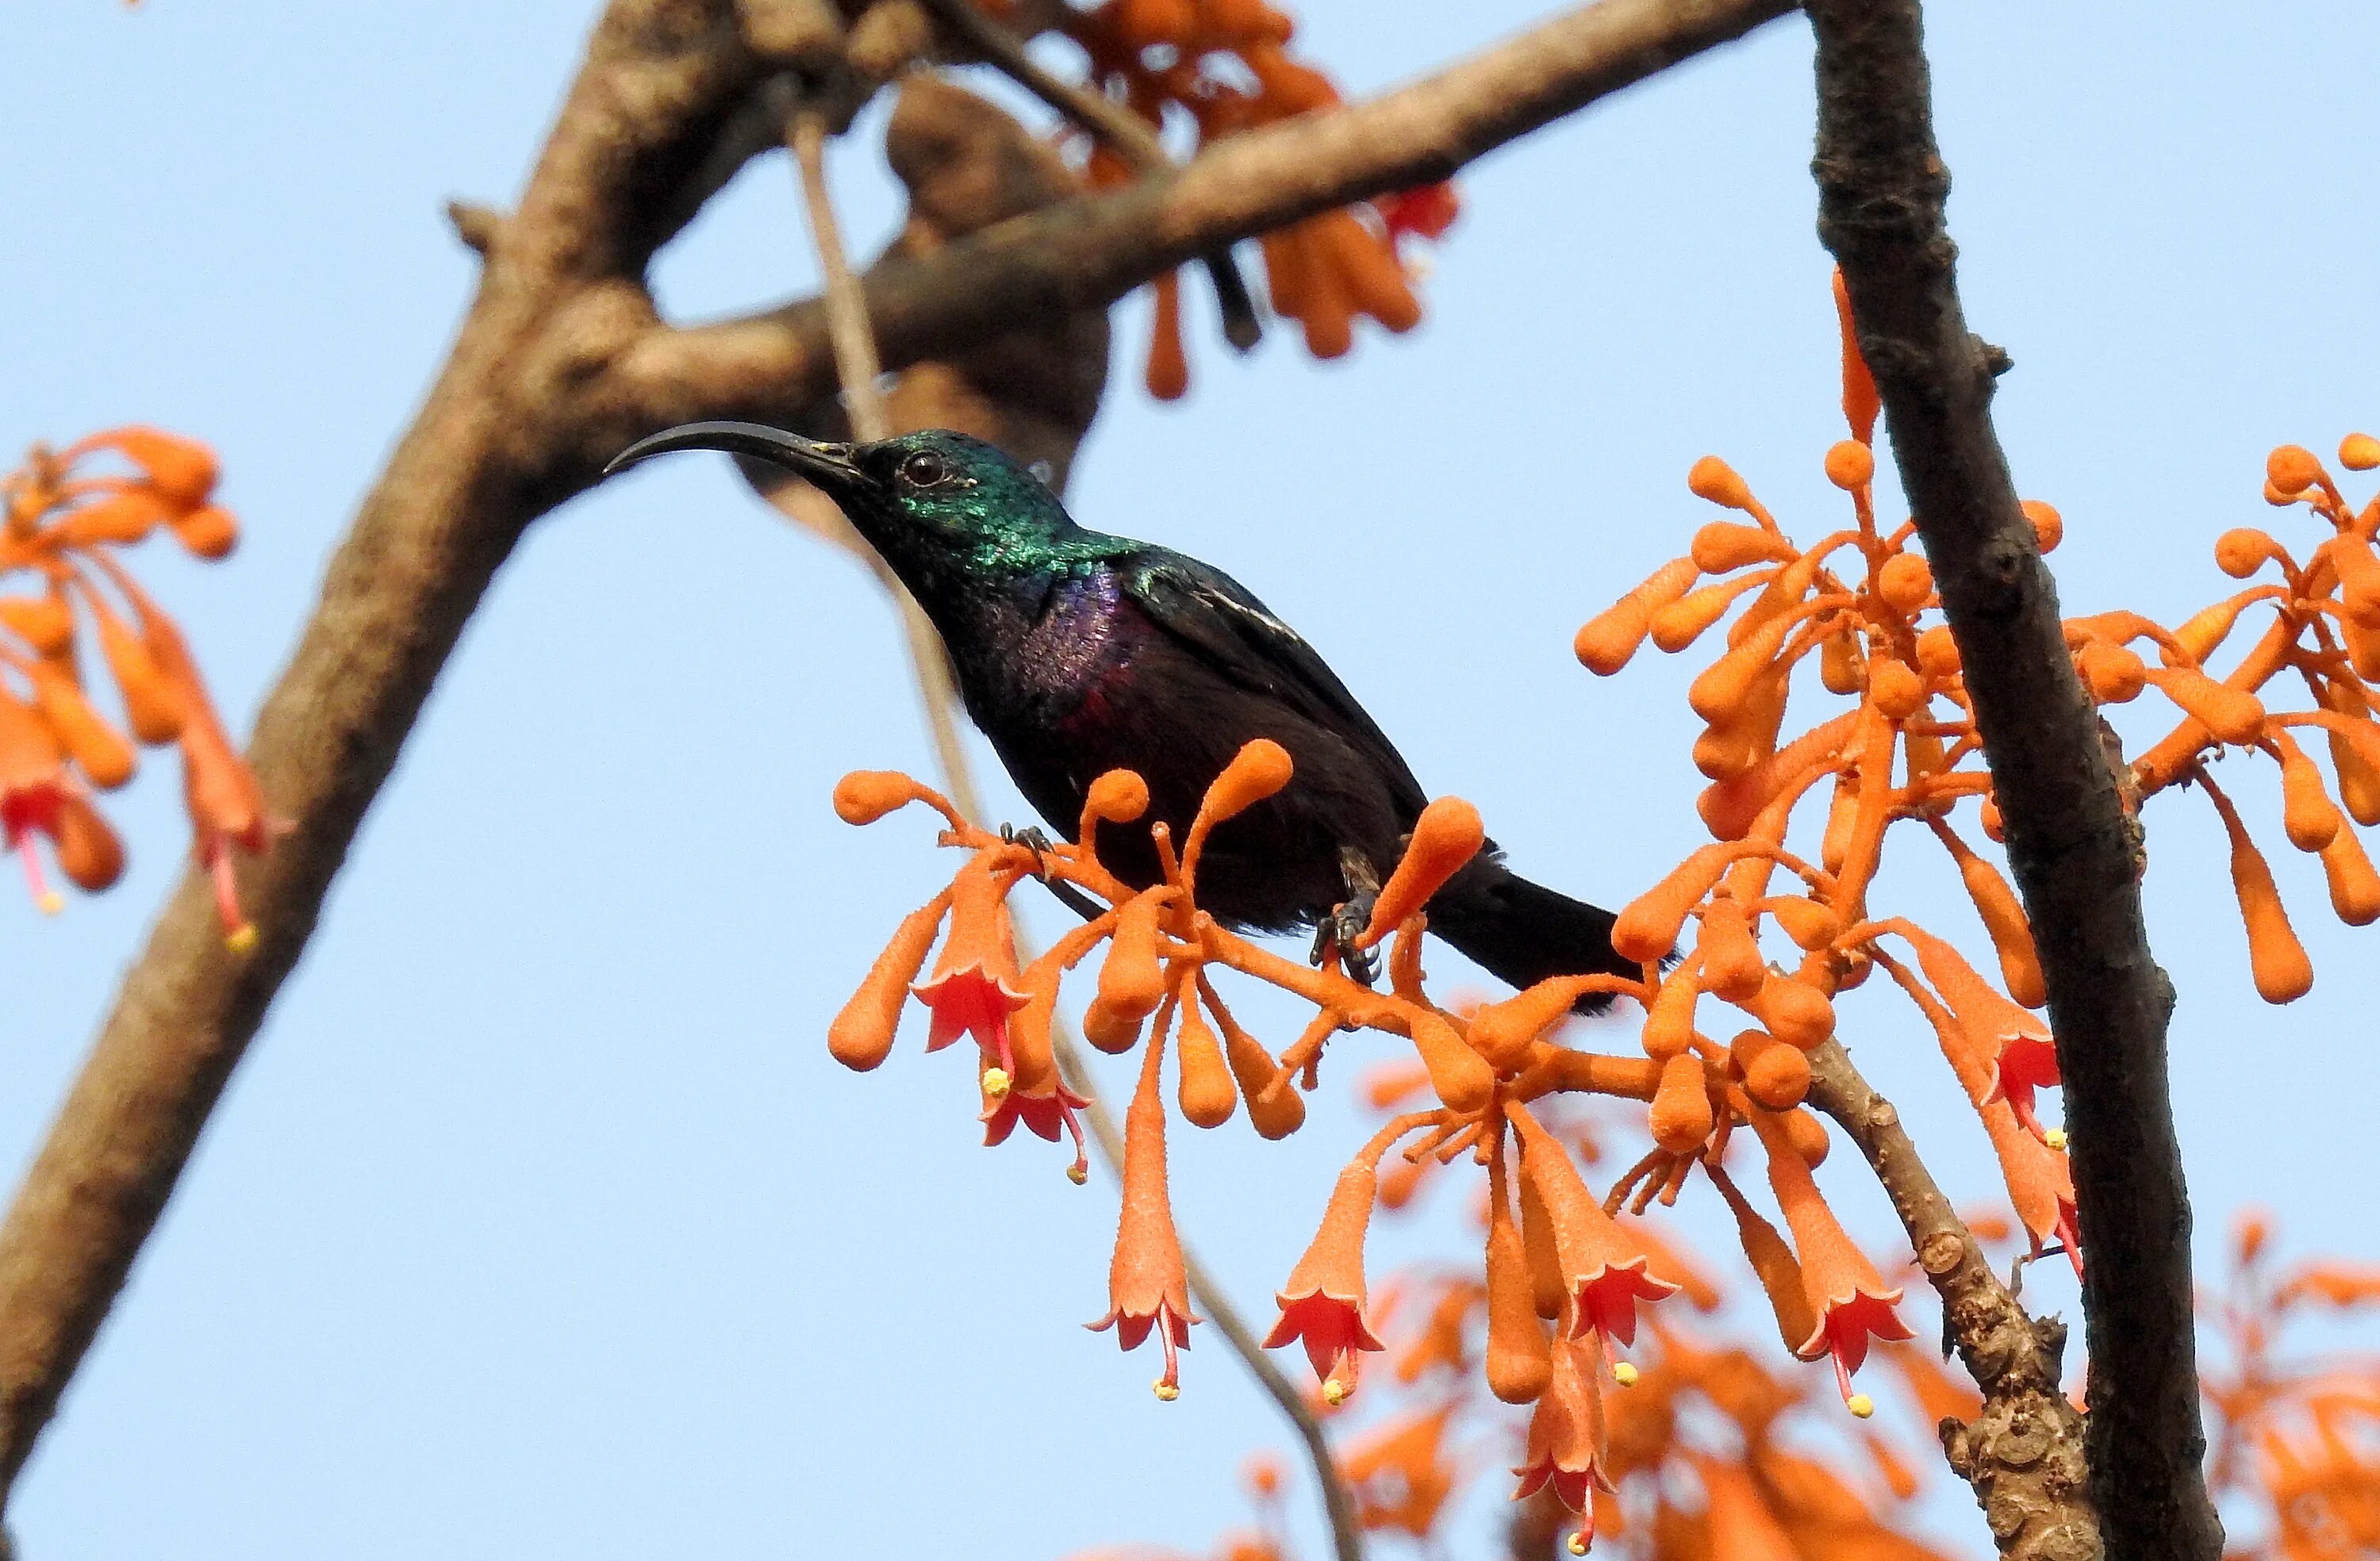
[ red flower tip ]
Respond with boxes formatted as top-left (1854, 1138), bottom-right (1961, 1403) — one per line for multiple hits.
top-left (1377, 182), bottom-right (1459, 244)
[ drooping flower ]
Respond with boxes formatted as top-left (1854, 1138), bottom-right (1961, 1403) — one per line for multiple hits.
top-left (1265, 1117), bottom-right (1417, 1402)
top-left (910, 852), bottom-right (1029, 1069)
top-left (1752, 1109), bottom-right (1914, 1413)
top-left (1510, 1104), bottom-right (1680, 1363)
top-left (1511, 1333), bottom-right (1614, 1551)
top-left (1088, 1030), bottom-right (1197, 1398)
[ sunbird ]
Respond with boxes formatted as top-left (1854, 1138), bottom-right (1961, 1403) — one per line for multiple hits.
top-left (608, 423), bottom-right (1635, 1001)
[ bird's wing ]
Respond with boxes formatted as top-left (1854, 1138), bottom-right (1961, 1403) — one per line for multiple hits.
top-left (1123, 550), bottom-right (1428, 807)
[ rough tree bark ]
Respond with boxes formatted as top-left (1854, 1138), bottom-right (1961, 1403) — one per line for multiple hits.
top-left (1805, 2), bottom-right (2225, 1559)
top-left (0, 0), bottom-right (1796, 1507)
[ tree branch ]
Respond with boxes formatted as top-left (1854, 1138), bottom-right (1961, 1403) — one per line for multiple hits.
top-left (1804, 1042), bottom-right (2099, 1560)
top-left (1803, 3), bottom-right (2222, 1558)
top-left (0, 0), bottom-right (1794, 1508)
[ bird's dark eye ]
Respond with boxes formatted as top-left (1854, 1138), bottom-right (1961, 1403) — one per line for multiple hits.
top-left (900, 450), bottom-right (950, 488)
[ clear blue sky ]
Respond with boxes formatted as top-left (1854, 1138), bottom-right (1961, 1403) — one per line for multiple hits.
top-left (2, 2), bottom-right (2375, 1557)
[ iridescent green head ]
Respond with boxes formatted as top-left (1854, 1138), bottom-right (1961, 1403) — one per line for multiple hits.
top-left (605, 421), bottom-right (1103, 594)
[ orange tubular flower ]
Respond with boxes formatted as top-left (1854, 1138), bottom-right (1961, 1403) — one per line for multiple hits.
top-left (1089, 1032), bottom-right (1197, 1398)
top-left (911, 853), bottom-right (1031, 1070)
top-left (1511, 1104), bottom-right (1679, 1362)
top-left (1752, 1109), bottom-right (1914, 1413)
top-left (1511, 1334), bottom-right (1615, 1551)
top-left (1266, 1115), bottom-right (1426, 1402)
top-left (1485, 1130), bottom-right (1554, 1404)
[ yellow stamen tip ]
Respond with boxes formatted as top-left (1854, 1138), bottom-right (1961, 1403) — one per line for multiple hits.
top-left (35, 892), bottom-right (63, 917)
top-left (1847, 1393), bottom-right (1875, 1419)
top-left (226, 923), bottom-right (259, 954)
top-left (981, 1066), bottom-right (1012, 1099)
top-left (1066, 1163), bottom-right (1088, 1186)
top-left (2044, 1128), bottom-right (2068, 1151)
top-left (1152, 1380), bottom-right (1180, 1402)
top-left (1568, 1534), bottom-right (1589, 1555)
top-left (1322, 1378), bottom-right (1349, 1406)
top-left (1611, 1361), bottom-right (1640, 1387)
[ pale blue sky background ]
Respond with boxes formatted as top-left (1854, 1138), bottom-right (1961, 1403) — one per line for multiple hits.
top-left (2, 2), bottom-right (2376, 1558)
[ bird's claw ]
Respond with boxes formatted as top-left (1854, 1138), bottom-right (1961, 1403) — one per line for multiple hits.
top-left (1310, 898), bottom-right (1380, 988)
top-left (1002, 823), bottom-right (1059, 877)
top-left (1002, 823), bottom-right (1105, 925)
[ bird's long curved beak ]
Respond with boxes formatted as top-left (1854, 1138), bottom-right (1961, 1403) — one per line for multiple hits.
top-left (602, 420), bottom-right (875, 493)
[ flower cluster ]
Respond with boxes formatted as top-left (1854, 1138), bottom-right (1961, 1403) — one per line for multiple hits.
top-left (0, 429), bottom-right (272, 943)
top-left (2206, 1211), bottom-right (2380, 1559)
top-left (994, 0), bottom-right (1458, 396)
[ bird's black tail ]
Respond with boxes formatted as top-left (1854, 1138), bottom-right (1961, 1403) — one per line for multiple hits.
top-left (1425, 857), bottom-right (1637, 1013)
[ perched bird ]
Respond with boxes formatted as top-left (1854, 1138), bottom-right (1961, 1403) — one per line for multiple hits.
top-left (608, 422), bottom-right (1637, 1003)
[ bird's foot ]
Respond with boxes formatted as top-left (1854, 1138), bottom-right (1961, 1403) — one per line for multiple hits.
top-left (1310, 896), bottom-right (1380, 988)
top-left (1002, 823), bottom-right (1105, 924)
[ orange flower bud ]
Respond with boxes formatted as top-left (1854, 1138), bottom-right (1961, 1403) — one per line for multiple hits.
top-left (2145, 667), bottom-right (2267, 746)
top-left (169, 504), bottom-right (239, 559)
top-left (1914, 624), bottom-right (1961, 677)
top-left (52, 792), bottom-right (125, 892)
top-left (1687, 455), bottom-right (1756, 513)
top-left (29, 661), bottom-right (135, 790)
top-left (1691, 522), bottom-right (1797, 573)
top-left (1934, 823), bottom-right (2046, 1007)
top-left (1314, 209), bottom-right (1421, 334)
top-left (1731, 1027), bottom-right (1812, 1110)
top-left (2172, 593), bottom-right (2258, 666)
top-left (2215, 527), bottom-right (2281, 578)
top-left (1176, 986), bottom-right (1239, 1129)
top-left (88, 595), bottom-right (184, 745)
top-left (1818, 627), bottom-right (1865, 695)
top-left (1823, 439), bottom-right (1874, 492)
top-left (1099, 889), bottom-right (1170, 1022)
top-left (1691, 667), bottom-right (1789, 783)
top-left (2021, 499), bottom-right (2062, 554)
top-left (1696, 711), bottom-right (1858, 841)
top-left (1211, 985), bottom-right (1303, 1139)
top-left (1578, 557), bottom-right (1699, 673)
top-left (2267, 443), bottom-right (2324, 497)
top-left (2209, 782), bottom-right (2313, 1003)
top-left (1467, 975), bottom-right (1620, 1069)
top-left (1638, 964), bottom-right (1700, 1062)
top-left (1832, 270), bottom-right (1880, 445)
top-left (1651, 572), bottom-right (1769, 655)
top-left (828, 889), bottom-right (950, 1070)
top-left (1688, 611), bottom-right (1793, 723)
top-left (1736, 969), bottom-right (1834, 1050)
top-left (1696, 892), bottom-right (1766, 1003)
top-left (1409, 1009), bottom-right (1492, 1114)
top-left (2329, 535), bottom-right (2380, 627)
top-left (1875, 552), bottom-right (1932, 616)
top-left (1259, 226), bottom-right (1311, 318)
top-left (1649, 1053), bottom-right (1714, 1153)
top-left (1242, 40), bottom-right (1338, 113)
top-left (1715, 1166), bottom-right (1817, 1354)
top-left (56, 489), bottom-right (173, 548)
top-left (2077, 639), bottom-right (2147, 703)
top-left (1296, 243), bottom-right (1355, 359)
top-left (1145, 269), bottom-right (1189, 401)
top-left (2274, 736), bottom-right (2344, 852)
top-left (833, 769), bottom-right (922, 825)
top-left (1486, 1142), bottom-right (1554, 1404)
top-left (94, 427), bottom-right (218, 508)
top-left (1611, 844), bottom-right (1731, 965)
top-left (2342, 432), bottom-right (2380, 471)
top-left (2321, 827), bottom-right (2380, 926)
top-left (1359, 796), bottom-right (1483, 947)
top-left (1082, 997), bottom-right (1146, 1054)
top-left (1768, 896), bottom-right (1841, 951)
top-left (1867, 657), bottom-right (1927, 720)
top-left (2321, 683), bottom-right (2380, 826)
top-left (0, 594), bottom-right (74, 655)
top-left (1783, 1107), bottom-right (1829, 1168)
top-left (1191, 738), bottom-right (1294, 837)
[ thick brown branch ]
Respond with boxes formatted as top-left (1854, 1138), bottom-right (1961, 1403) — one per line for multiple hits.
top-left (598, 0), bottom-right (1798, 458)
top-left (0, 0), bottom-right (1791, 1509)
top-left (1805, 1042), bottom-right (2098, 1560)
top-left (1804, 3), bottom-right (2221, 1558)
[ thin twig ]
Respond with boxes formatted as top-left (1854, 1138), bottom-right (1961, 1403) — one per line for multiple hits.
top-left (788, 97), bottom-right (1362, 1561)
top-left (1806, 1), bottom-right (2220, 1554)
top-left (915, 0), bottom-right (1262, 351)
